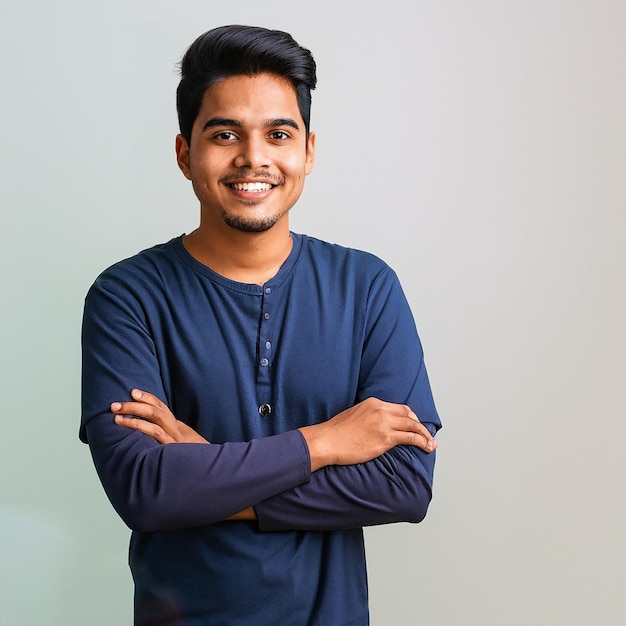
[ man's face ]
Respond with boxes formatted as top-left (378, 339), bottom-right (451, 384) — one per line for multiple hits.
top-left (176, 73), bottom-right (316, 234)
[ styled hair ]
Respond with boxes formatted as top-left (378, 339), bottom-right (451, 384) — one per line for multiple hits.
top-left (176, 25), bottom-right (317, 142)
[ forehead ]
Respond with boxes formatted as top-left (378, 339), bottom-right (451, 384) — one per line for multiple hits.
top-left (196, 73), bottom-right (302, 126)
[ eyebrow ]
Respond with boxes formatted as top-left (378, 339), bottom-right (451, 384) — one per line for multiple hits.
top-left (201, 117), bottom-right (300, 132)
top-left (266, 118), bottom-right (300, 131)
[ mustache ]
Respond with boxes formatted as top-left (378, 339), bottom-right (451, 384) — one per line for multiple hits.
top-left (219, 171), bottom-right (283, 185)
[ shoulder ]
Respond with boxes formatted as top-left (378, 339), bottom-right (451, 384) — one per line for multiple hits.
top-left (296, 233), bottom-right (395, 283)
top-left (85, 237), bottom-right (185, 306)
top-left (90, 238), bottom-right (180, 288)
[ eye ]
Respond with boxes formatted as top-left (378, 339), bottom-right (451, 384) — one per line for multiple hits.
top-left (268, 130), bottom-right (290, 141)
top-left (213, 131), bottom-right (238, 141)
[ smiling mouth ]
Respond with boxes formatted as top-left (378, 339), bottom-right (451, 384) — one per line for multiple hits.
top-left (227, 182), bottom-right (275, 192)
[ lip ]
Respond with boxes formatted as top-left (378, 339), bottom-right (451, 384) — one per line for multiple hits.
top-left (223, 176), bottom-right (279, 184)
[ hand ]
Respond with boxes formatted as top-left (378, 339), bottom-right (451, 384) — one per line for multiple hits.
top-left (111, 389), bottom-right (209, 444)
top-left (113, 390), bottom-right (255, 522)
top-left (299, 397), bottom-right (437, 471)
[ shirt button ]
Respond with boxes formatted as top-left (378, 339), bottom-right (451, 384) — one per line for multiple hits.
top-left (264, 313), bottom-right (270, 320)
top-left (265, 287), bottom-right (272, 295)
top-left (259, 403), bottom-right (272, 417)
top-left (265, 341), bottom-right (271, 350)
top-left (260, 358), bottom-right (269, 367)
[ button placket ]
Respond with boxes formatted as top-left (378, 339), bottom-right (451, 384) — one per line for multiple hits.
top-left (257, 286), bottom-right (273, 417)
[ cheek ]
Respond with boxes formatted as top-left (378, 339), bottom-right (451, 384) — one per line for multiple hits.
top-left (283, 155), bottom-right (310, 180)
top-left (189, 147), bottom-right (229, 177)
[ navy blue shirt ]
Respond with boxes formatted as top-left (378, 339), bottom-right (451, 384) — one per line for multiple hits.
top-left (81, 233), bottom-right (441, 625)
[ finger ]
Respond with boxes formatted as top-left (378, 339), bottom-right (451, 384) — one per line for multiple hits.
top-left (110, 401), bottom-right (167, 426)
top-left (130, 388), bottom-right (167, 409)
top-left (114, 415), bottom-right (175, 444)
top-left (402, 406), bottom-right (436, 447)
top-left (385, 403), bottom-right (423, 422)
top-left (386, 405), bottom-right (428, 433)
top-left (373, 402), bottom-right (435, 452)
top-left (407, 430), bottom-right (437, 452)
top-left (377, 401), bottom-right (413, 415)
top-left (399, 416), bottom-right (437, 452)
top-left (402, 427), bottom-right (436, 452)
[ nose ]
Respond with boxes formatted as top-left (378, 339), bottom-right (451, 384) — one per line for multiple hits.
top-left (233, 134), bottom-right (269, 170)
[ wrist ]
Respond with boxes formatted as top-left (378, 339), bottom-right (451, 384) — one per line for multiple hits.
top-left (298, 423), bottom-right (334, 472)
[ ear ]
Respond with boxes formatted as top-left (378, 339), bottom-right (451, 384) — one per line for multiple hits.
top-left (304, 131), bottom-right (316, 175)
top-left (175, 134), bottom-right (192, 180)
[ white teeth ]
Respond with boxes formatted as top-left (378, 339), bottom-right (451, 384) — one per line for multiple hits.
top-left (231, 182), bottom-right (273, 192)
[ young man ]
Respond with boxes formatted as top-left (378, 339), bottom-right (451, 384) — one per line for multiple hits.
top-left (81, 25), bottom-right (441, 626)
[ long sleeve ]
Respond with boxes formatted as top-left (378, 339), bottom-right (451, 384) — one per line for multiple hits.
top-left (254, 264), bottom-right (441, 531)
top-left (81, 266), bottom-right (311, 532)
top-left (80, 216), bottom-right (438, 626)
top-left (81, 236), bottom-right (441, 534)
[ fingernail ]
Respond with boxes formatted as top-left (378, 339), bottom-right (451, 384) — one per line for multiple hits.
top-left (131, 389), bottom-right (142, 399)
top-left (111, 402), bottom-right (121, 411)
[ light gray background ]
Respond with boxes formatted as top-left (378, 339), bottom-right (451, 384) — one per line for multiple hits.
top-left (1, 1), bottom-right (624, 625)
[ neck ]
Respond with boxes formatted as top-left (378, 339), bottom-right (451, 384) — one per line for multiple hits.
top-left (183, 220), bottom-right (293, 285)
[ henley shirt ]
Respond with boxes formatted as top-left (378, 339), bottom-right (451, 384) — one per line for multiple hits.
top-left (80, 232), bottom-right (441, 626)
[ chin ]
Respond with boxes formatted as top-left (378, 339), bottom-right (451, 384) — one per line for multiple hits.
top-left (223, 214), bottom-right (281, 233)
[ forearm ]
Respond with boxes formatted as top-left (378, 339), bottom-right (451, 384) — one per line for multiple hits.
top-left (246, 391), bottom-right (438, 532)
top-left (254, 443), bottom-right (436, 532)
top-left (86, 416), bottom-right (310, 532)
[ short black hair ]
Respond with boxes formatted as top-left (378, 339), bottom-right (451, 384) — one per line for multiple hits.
top-left (176, 25), bottom-right (317, 143)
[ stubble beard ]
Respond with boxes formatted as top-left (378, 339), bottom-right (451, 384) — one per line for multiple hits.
top-left (222, 203), bottom-right (286, 233)
top-left (218, 172), bottom-right (287, 233)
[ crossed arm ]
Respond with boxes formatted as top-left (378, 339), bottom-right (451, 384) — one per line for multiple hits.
top-left (112, 388), bottom-right (437, 521)
top-left (83, 259), bottom-right (441, 532)
top-left (113, 389), bottom-right (436, 463)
